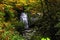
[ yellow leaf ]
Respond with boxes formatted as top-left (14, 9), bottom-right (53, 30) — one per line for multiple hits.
top-left (29, 0), bottom-right (37, 3)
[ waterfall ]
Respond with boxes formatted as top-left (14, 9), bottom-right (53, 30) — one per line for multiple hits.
top-left (20, 12), bottom-right (29, 29)
top-left (20, 12), bottom-right (37, 40)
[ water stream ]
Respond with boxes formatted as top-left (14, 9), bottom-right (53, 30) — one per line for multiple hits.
top-left (20, 12), bottom-right (37, 40)
top-left (20, 12), bottom-right (29, 29)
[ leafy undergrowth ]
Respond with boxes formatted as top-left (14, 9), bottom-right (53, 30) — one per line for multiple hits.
top-left (0, 21), bottom-right (25, 40)
top-left (0, 3), bottom-right (26, 40)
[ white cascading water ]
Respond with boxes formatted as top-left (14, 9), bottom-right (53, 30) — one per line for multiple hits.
top-left (20, 12), bottom-right (29, 29)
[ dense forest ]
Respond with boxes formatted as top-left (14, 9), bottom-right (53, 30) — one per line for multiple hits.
top-left (0, 0), bottom-right (60, 40)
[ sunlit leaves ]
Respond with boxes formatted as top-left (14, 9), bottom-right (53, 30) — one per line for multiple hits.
top-left (19, 0), bottom-right (27, 5)
top-left (0, 4), bottom-right (5, 12)
top-left (29, 0), bottom-right (37, 3)
top-left (0, 11), bottom-right (5, 16)
top-left (0, 27), bottom-right (2, 30)
top-left (41, 37), bottom-right (50, 40)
